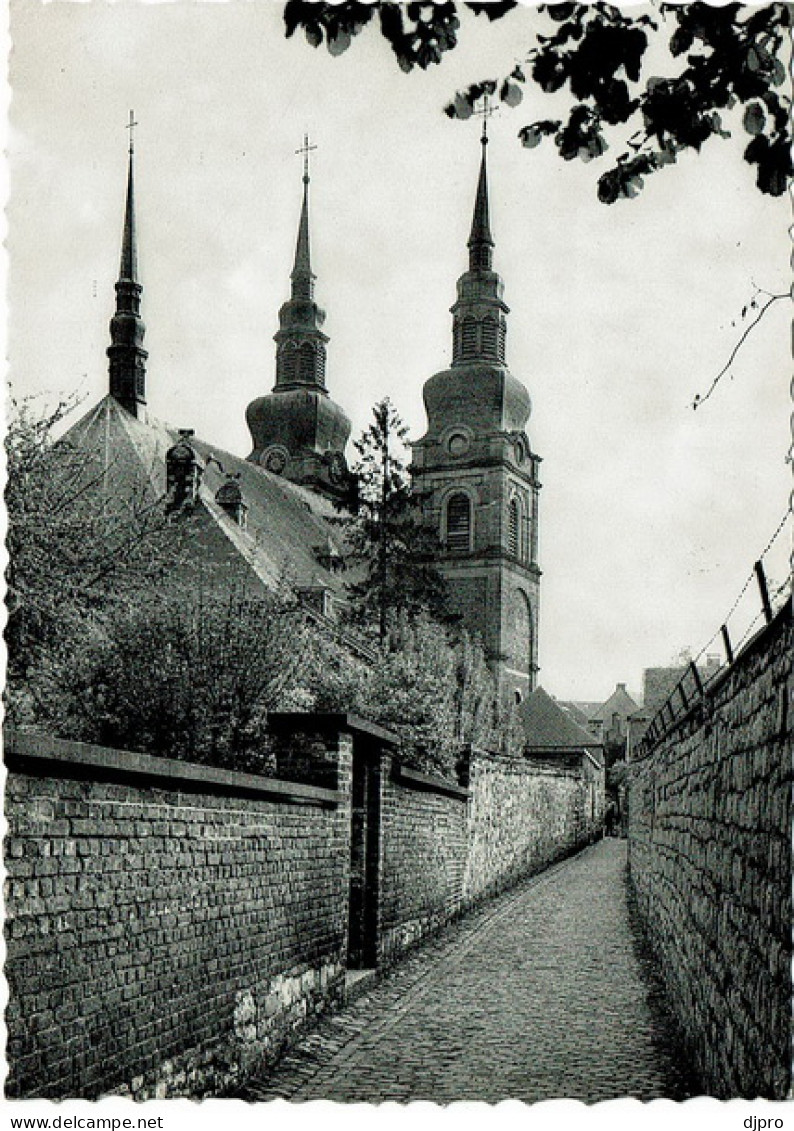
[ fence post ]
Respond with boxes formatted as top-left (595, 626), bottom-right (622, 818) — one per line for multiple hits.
top-left (720, 623), bottom-right (734, 665)
top-left (754, 559), bottom-right (774, 625)
top-left (690, 661), bottom-right (704, 697)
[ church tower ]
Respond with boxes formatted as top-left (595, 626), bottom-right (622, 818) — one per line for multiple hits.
top-left (246, 138), bottom-right (351, 497)
top-left (412, 127), bottom-right (541, 704)
top-left (107, 113), bottom-right (147, 419)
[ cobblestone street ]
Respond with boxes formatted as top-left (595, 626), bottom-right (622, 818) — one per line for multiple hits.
top-left (235, 840), bottom-right (696, 1104)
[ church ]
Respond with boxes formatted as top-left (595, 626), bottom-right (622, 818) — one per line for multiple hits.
top-left (65, 116), bottom-right (548, 715)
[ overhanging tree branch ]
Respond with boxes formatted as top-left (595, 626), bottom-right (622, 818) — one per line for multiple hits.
top-left (693, 287), bottom-right (788, 409)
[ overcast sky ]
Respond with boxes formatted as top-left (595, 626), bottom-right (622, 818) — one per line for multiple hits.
top-left (8, 1), bottom-right (791, 704)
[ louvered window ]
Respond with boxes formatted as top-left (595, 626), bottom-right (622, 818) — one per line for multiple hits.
top-left (508, 498), bottom-right (521, 557)
top-left (481, 317), bottom-right (498, 359)
top-left (279, 342), bottom-right (297, 384)
top-left (497, 319), bottom-right (506, 362)
top-left (299, 341), bottom-right (315, 382)
top-left (461, 318), bottom-right (478, 360)
top-left (446, 493), bottom-right (472, 552)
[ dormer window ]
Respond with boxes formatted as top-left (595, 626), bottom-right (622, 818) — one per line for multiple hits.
top-left (166, 429), bottom-right (202, 513)
top-left (214, 473), bottom-right (248, 530)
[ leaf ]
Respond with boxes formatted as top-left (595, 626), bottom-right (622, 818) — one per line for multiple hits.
top-left (743, 102), bottom-right (766, 136)
top-left (500, 78), bottom-right (523, 107)
top-left (519, 119), bottom-right (560, 148)
top-left (465, 1), bottom-right (518, 20)
top-left (545, 3), bottom-right (577, 22)
top-left (328, 29), bottom-right (352, 56)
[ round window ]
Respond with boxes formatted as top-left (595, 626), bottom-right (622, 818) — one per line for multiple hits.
top-left (261, 446), bottom-right (289, 475)
top-left (448, 432), bottom-right (470, 457)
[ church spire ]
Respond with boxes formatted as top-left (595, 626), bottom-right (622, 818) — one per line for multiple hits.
top-left (274, 134), bottom-right (328, 389)
top-left (107, 112), bottom-right (147, 418)
top-left (450, 120), bottom-right (509, 368)
top-left (467, 131), bottom-right (494, 273)
top-left (291, 136), bottom-right (315, 300)
top-left (246, 135), bottom-right (351, 496)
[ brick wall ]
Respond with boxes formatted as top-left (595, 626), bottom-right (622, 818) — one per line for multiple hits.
top-left (628, 599), bottom-right (792, 1099)
top-left (6, 715), bottom-right (607, 1099)
top-left (4, 731), bottom-right (352, 1100)
top-left (464, 750), bottom-right (602, 903)
top-left (379, 766), bottom-right (469, 961)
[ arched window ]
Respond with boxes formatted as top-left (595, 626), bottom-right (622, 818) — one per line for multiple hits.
top-left (512, 589), bottom-right (534, 670)
top-left (508, 497), bottom-right (521, 558)
top-left (299, 341), bottom-right (315, 383)
top-left (445, 493), bottom-right (472, 552)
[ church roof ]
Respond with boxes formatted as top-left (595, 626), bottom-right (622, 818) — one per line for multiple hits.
top-left (518, 686), bottom-right (602, 751)
top-left (63, 395), bottom-right (351, 598)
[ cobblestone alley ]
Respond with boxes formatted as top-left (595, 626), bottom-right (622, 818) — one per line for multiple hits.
top-left (234, 840), bottom-right (697, 1104)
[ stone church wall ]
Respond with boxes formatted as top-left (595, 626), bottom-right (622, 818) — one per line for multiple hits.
top-left (4, 731), bottom-right (352, 1101)
top-left (463, 750), bottom-right (599, 903)
top-left (627, 599), bottom-right (791, 1099)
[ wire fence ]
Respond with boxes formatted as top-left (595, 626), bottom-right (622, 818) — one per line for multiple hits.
top-left (637, 507), bottom-right (792, 754)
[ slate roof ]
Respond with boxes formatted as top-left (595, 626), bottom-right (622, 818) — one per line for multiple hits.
top-left (567, 700), bottom-right (602, 723)
top-left (64, 395), bottom-right (352, 599)
top-left (518, 686), bottom-right (602, 751)
top-left (556, 701), bottom-right (591, 728)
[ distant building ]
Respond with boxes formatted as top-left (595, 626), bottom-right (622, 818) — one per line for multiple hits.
top-left (626, 655), bottom-right (723, 757)
top-left (518, 686), bottom-right (605, 824)
top-left (587, 683), bottom-right (639, 747)
top-left (642, 655), bottom-right (722, 716)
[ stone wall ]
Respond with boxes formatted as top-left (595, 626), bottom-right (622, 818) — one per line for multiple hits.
top-left (628, 599), bottom-right (792, 1099)
top-left (378, 749), bottom-right (601, 961)
top-left (4, 730), bottom-right (352, 1101)
top-left (464, 749), bottom-right (602, 903)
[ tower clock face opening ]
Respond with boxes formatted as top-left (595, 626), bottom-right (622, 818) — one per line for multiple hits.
top-left (448, 432), bottom-right (470, 457)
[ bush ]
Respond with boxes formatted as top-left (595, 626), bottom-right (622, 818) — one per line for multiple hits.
top-left (28, 588), bottom-right (310, 773)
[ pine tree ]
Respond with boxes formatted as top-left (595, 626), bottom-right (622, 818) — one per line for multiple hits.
top-left (338, 398), bottom-right (449, 642)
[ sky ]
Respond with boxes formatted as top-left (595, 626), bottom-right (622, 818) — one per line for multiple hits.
top-left (7, 0), bottom-right (792, 704)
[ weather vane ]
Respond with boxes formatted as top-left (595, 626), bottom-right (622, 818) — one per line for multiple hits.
top-left (295, 132), bottom-right (317, 182)
top-left (126, 109), bottom-right (138, 155)
top-left (472, 93), bottom-right (498, 143)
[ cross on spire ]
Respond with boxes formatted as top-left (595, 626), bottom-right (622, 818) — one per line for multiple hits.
top-left (126, 110), bottom-right (138, 155)
top-left (472, 93), bottom-right (498, 144)
top-left (295, 132), bottom-right (317, 183)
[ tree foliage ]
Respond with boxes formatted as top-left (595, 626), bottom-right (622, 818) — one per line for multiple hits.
top-left (28, 588), bottom-right (308, 772)
top-left (337, 397), bottom-right (449, 641)
top-left (5, 397), bottom-right (186, 690)
top-left (6, 398), bottom-right (523, 782)
top-left (283, 1), bottom-right (792, 202)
